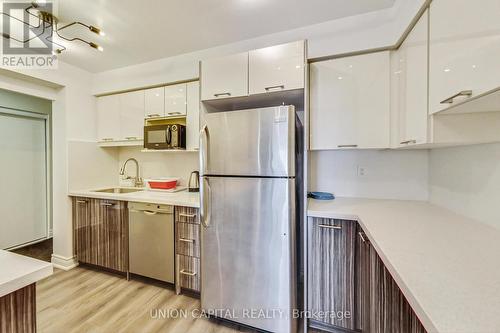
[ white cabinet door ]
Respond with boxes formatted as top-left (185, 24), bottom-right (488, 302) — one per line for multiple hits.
top-left (310, 51), bottom-right (390, 150)
top-left (249, 41), bottom-right (305, 94)
top-left (392, 9), bottom-right (429, 147)
top-left (119, 90), bottom-right (144, 140)
top-left (164, 83), bottom-right (187, 117)
top-left (97, 95), bottom-right (120, 142)
top-left (429, 0), bottom-right (500, 114)
top-left (201, 52), bottom-right (248, 101)
top-left (145, 87), bottom-right (165, 118)
top-left (186, 81), bottom-right (200, 150)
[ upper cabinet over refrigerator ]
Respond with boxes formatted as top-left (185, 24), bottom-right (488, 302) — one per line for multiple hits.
top-left (429, 0), bottom-right (500, 114)
top-left (201, 52), bottom-right (249, 101)
top-left (249, 40), bottom-right (305, 95)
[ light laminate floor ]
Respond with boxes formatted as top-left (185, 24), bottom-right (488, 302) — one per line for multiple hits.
top-left (37, 267), bottom-right (255, 333)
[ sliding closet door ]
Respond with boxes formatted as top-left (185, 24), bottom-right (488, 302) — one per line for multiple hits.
top-left (0, 109), bottom-right (48, 249)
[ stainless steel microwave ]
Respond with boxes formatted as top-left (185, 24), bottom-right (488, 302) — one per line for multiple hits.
top-left (144, 124), bottom-right (186, 150)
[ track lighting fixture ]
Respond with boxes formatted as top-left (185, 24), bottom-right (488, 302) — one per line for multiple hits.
top-left (0, 1), bottom-right (105, 54)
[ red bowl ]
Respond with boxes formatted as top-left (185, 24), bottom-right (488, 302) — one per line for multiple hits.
top-left (148, 179), bottom-right (177, 190)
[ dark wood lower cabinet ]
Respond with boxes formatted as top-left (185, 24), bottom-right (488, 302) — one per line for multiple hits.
top-left (0, 284), bottom-right (36, 333)
top-left (308, 217), bottom-right (427, 333)
top-left (72, 197), bottom-right (128, 273)
top-left (308, 218), bottom-right (357, 331)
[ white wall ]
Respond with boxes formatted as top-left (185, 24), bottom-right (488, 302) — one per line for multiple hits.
top-left (118, 148), bottom-right (199, 187)
top-left (309, 150), bottom-right (429, 201)
top-left (92, 0), bottom-right (426, 95)
top-left (429, 143), bottom-right (500, 230)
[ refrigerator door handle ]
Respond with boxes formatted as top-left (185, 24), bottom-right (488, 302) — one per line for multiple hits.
top-left (200, 177), bottom-right (211, 228)
top-left (199, 125), bottom-right (209, 175)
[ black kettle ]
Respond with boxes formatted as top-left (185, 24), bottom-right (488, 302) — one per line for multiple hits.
top-left (188, 171), bottom-right (200, 192)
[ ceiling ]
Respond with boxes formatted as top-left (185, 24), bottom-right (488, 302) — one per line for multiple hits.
top-left (53, 0), bottom-right (396, 73)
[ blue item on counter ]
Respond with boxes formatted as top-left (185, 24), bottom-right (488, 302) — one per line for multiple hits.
top-left (308, 192), bottom-right (335, 200)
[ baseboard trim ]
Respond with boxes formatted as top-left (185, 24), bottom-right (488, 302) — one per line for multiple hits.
top-left (51, 254), bottom-right (78, 271)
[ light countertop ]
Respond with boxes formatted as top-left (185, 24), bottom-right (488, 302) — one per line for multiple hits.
top-left (0, 250), bottom-right (53, 298)
top-left (308, 197), bottom-right (500, 333)
top-left (69, 187), bottom-right (200, 208)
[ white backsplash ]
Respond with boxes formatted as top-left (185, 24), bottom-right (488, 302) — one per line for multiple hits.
top-left (429, 142), bottom-right (500, 230)
top-left (309, 149), bottom-right (429, 201)
top-left (118, 147), bottom-right (199, 186)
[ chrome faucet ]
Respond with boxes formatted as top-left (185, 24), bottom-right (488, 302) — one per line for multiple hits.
top-left (119, 158), bottom-right (143, 187)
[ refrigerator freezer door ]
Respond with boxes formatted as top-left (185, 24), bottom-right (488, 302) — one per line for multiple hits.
top-left (200, 105), bottom-right (295, 177)
top-left (201, 176), bottom-right (296, 333)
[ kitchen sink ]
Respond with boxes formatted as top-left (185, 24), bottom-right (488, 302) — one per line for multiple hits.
top-left (92, 187), bottom-right (143, 194)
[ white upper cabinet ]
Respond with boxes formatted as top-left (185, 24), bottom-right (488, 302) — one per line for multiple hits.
top-left (165, 83), bottom-right (187, 117)
top-left (201, 52), bottom-right (248, 101)
top-left (392, 9), bottom-right (429, 147)
top-left (144, 87), bottom-right (165, 118)
top-left (119, 90), bottom-right (145, 141)
top-left (186, 81), bottom-right (200, 150)
top-left (429, 0), bottom-right (500, 114)
top-left (310, 51), bottom-right (390, 150)
top-left (97, 95), bottom-right (120, 142)
top-left (249, 41), bottom-right (305, 94)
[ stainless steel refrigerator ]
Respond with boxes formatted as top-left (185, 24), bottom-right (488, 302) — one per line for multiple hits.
top-left (199, 105), bottom-right (301, 333)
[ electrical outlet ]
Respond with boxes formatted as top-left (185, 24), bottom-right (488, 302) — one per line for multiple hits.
top-left (357, 165), bottom-right (366, 176)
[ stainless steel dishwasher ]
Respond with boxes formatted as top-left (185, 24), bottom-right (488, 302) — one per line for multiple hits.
top-left (128, 202), bottom-right (174, 283)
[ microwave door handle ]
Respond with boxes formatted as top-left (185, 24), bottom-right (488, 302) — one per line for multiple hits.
top-left (166, 126), bottom-right (172, 145)
top-left (199, 125), bottom-right (209, 175)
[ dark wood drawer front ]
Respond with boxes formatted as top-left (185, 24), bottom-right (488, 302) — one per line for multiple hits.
top-left (175, 206), bottom-right (200, 224)
top-left (176, 222), bottom-right (200, 258)
top-left (178, 254), bottom-right (200, 292)
top-left (308, 217), bottom-right (357, 330)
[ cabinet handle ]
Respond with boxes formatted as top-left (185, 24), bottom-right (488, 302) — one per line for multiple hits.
top-left (214, 92), bottom-right (231, 97)
top-left (400, 140), bottom-right (417, 145)
top-left (76, 200), bottom-right (87, 204)
top-left (359, 232), bottom-right (367, 243)
top-left (167, 112), bottom-right (182, 115)
top-left (337, 144), bottom-right (358, 148)
top-left (318, 224), bottom-right (342, 230)
top-left (180, 269), bottom-right (197, 276)
top-left (179, 213), bottom-right (196, 218)
top-left (440, 90), bottom-right (472, 104)
top-left (179, 238), bottom-right (195, 243)
top-left (101, 138), bottom-right (114, 141)
top-left (264, 85), bottom-right (285, 91)
top-left (146, 113), bottom-right (161, 118)
top-left (100, 202), bottom-right (115, 207)
top-left (125, 136), bottom-right (139, 140)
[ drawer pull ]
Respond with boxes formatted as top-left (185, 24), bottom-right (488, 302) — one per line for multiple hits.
top-left (440, 90), bottom-right (472, 104)
top-left (167, 112), bottom-right (182, 115)
top-left (125, 136), bottom-right (139, 140)
top-left (179, 238), bottom-right (195, 243)
top-left (179, 213), bottom-right (196, 218)
top-left (214, 92), bottom-right (231, 97)
top-left (100, 202), bottom-right (115, 207)
top-left (180, 269), bottom-right (197, 276)
top-left (264, 85), bottom-right (285, 91)
top-left (318, 224), bottom-right (342, 230)
top-left (146, 113), bottom-right (161, 118)
top-left (76, 200), bottom-right (87, 204)
top-left (101, 138), bottom-right (114, 141)
top-left (337, 144), bottom-right (358, 148)
top-left (400, 140), bottom-right (417, 145)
